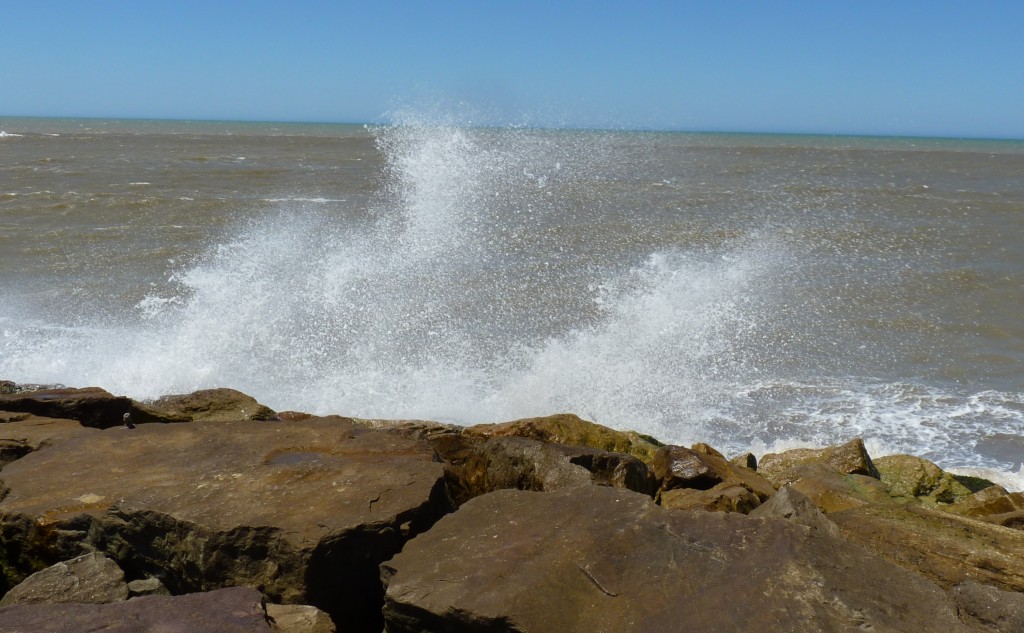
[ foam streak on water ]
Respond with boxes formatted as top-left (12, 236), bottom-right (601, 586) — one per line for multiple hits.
top-left (1, 114), bottom-right (1023, 485)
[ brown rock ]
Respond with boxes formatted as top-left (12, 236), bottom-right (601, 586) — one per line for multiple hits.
top-left (0, 415), bottom-right (96, 468)
top-left (0, 386), bottom-right (186, 428)
top-left (749, 485), bottom-right (841, 538)
top-left (730, 452), bottom-right (758, 470)
top-left (0, 552), bottom-right (128, 606)
top-left (949, 488), bottom-right (1024, 518)
top-left (652, 445), bottom-right (775, 501)
top-left (467, 413), bottom-right (661, 463)
top-left (266, 603), bottom-right (336, 633)
top-left (147, 387), bottom-right (277, 422)
top-left (757, 438), bottom-right (880, 486)
top-left (659, 482), bottom-right (760, 513)
top-left (785, 465), bottom-right (896, 513)
top-left (0, 419), bottom-right (450, 631)
top-left (0, 586), bottom-right (274, 633)
top-left (953, 580), bottom-right (1024, 633)
top-left (382, 486), bottom-right (970, 633)
top-left (127, 576), bottom-right (170, 597)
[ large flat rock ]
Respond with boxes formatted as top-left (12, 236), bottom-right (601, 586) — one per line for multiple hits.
top-left (0, 586), bottom-right (273, 633)
top-left (0, 419), bottom-right (450, 630)
top-left (382, 486), bottom-right (970, 633)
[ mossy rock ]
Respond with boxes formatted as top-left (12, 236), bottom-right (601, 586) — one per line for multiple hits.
top-left (874, 454), bottom-right (974, 505)
top-left (467, 414), bottom-right (662, 463)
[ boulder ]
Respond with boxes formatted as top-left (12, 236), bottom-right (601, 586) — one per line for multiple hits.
top-left (0, 552), bottom-right (128, 606)
top-left (651, 445), bottom-right (775, 501)
top-left (748, 485), bottom-right (841, 538)
top-left (0, 386), bottom-right (186, 428)
top-left (785, 465), bottom-right (903, 513)
top-left (467, 413), bottom-right (661, 463)
top-left (147, 388), bottom-right (277, 422)
top-left (948, 488), bottom-right (1024, 518)
top-left (874, 454), bottom-right (974, 504)
top-left (382, 486), bottom-right (970, 632)
top-left (0, 419), bottom-right (450, 632)
top-left (0, 415), bottom-right (96, 468)
top-left (757, 438), bottom-right (880, 486)
top-left (0, 586), bottom-right (274, 633)
top-left (266, 603), bottom-right (336, 633)
top-left (658, 482), bottom-right (760, 513)
top-left (127, 576), bottom-right (170, 597)
top-left (730, 452), bottom-right (758, 470)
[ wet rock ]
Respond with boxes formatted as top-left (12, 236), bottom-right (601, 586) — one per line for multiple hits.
top-left (785, 465), bottom-right (897, 513)
top-left (748, 485), bottom-right (841, 538)
top-left (266, 603), bottom-right (336, 633)
top-left (652, 444), bottom-right (775, 501)
top-left (0, 552), bottom-right (128, 606)
top-left (952, 580), bottom-right (1024, 633)
top-left (730, 452), bottom-right (758, 470)
top-left (148, 387), bottom-right (277, 422)
top-left (949, 487), bottom-right (1024, 518)
top-left (874, 454), bottom-right (974, 504)
top-left (468, 413), bottom-right (661, 463)
top-left (757, 438), bottom-right (880, 486)
top-left (382, 486), bottom-right (969, 633)
top-left (0, 586), bottom-right (274, 633)
top-left (659, 482), bottom-right (760, 513)
top-left (0, 415), bottom-right (96, 468)
top-left (0, 419), bottom-right (450, 631)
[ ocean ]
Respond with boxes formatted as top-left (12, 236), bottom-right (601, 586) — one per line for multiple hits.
top-left (2, 114), bottom-right (1023, 486)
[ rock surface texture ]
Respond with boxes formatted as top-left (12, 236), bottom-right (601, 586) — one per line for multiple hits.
top-left (0, 418), bottom-right (450, 631)
top-left (0, 552), bottom-right (128, 606)
top-left (382, 486), bottom-right (971, 633)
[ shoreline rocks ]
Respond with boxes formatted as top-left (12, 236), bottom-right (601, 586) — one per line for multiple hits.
top-left (1, 379), bottom-right (1022, 632)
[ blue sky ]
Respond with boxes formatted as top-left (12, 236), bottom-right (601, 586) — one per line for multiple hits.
top-left (2, 1), bottom-right (1022, 138)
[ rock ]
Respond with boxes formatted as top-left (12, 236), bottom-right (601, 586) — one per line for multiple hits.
top-left (748, 485), bottom-right (841, 538)
top-left (0, 586), bottom-right (274, 633)
top-left (785, 465), bottom-right (901, 513)
top-left (0, 552), bottom-right (128, 606)
top-left (467, 413), bottom-right (661, 463)
top-left (659, 482), bottom-right (760, 513)
top-left (0, 419), bottom-right (450, 631)
top-left (949, 488), bottom-right (1024, 518)
top-left (381, 486), bottom-right (970, 633)
top-left (127, 576), bottom-right (171, 597)
top-left (953, 580), bottom-right (1024, 633)
top-left (0, 387), bottom-right (187, 428)
top-left (827, 501), bottom-right (1024, 593)
top-left (651, 445), bottom-right (775, 501)
top-left (730, 452), bottom-right (758, 470)
top-left (147, 388), bottom-right (277, 422)
top-left (0, 415), bottom-right (96, 468)
top-left (874, 454), bottom-right (974, 504)
top-left (266, 603), bottom-right (336, 633)
top-left (757, 438), bottom-right (880, 486)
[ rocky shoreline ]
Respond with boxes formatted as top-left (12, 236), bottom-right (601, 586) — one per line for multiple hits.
top-left (0, 381), bottom-right (1022, 632)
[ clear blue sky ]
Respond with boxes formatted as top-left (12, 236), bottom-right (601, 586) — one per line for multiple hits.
top-left (3, 1), bottom-right (1022, 138)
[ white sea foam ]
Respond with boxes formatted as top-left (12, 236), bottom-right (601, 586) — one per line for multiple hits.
top-left (0, 131), bottom-right (24, 138)
top-left (1, 113), bottom-right (1021, 482)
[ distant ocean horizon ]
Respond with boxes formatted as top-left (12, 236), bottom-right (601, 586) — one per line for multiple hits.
top-left (2, 113), bottom-right (1022, 488)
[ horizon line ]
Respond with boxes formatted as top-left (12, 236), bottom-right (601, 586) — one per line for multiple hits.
top-left (1, 113), bottom-right (1022, 143)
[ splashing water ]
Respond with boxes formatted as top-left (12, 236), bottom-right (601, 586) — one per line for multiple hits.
top-left (2, 114), bottom-right (1022, 484)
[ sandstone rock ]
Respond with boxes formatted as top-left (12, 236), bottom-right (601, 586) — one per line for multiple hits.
top-left (874, 454), bottom-right (974, 504)
top-left (748, 485), bottom-right (841, 538)
top-left (266, 603), bottom-right (336, 633)
top-left (828, 501), bottom-right (1024, 593)
top-left (148, 388), bottom-right (277, 422)
top-left (0, 415), bottom-right (96, 468)
top-left (730, 451), bottom-right (757, 470)
top-left (0, 552), bottom-right (128, 606)
top-left (382, 486), bottom-right (969, 632)
top-left (0, 387), bottom-right (186, 428)
top-left (0, 586), bottom-right (274, 633)
top-left (0, 419), bottom-right (450, 631)
top-left (953, 580), bottom-right (1024, 633)
top-left (757, 438), bottom-right (880, 486)
top-left (659, 482), bottom-right (760, 513)
top-left (785, 465), bottom-right (898, 513)
top-left (949, 488), bottom-right (1024, 518)
top-left (467, 413), bottom-right (661, 463)
top-left (652, 444), bottom-right (775, 501)
top-left (127, 576), bottom-right (171, 597)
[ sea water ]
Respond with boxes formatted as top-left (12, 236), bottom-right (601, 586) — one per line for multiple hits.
top-left (1, 114), bottom-right (1023, 487)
